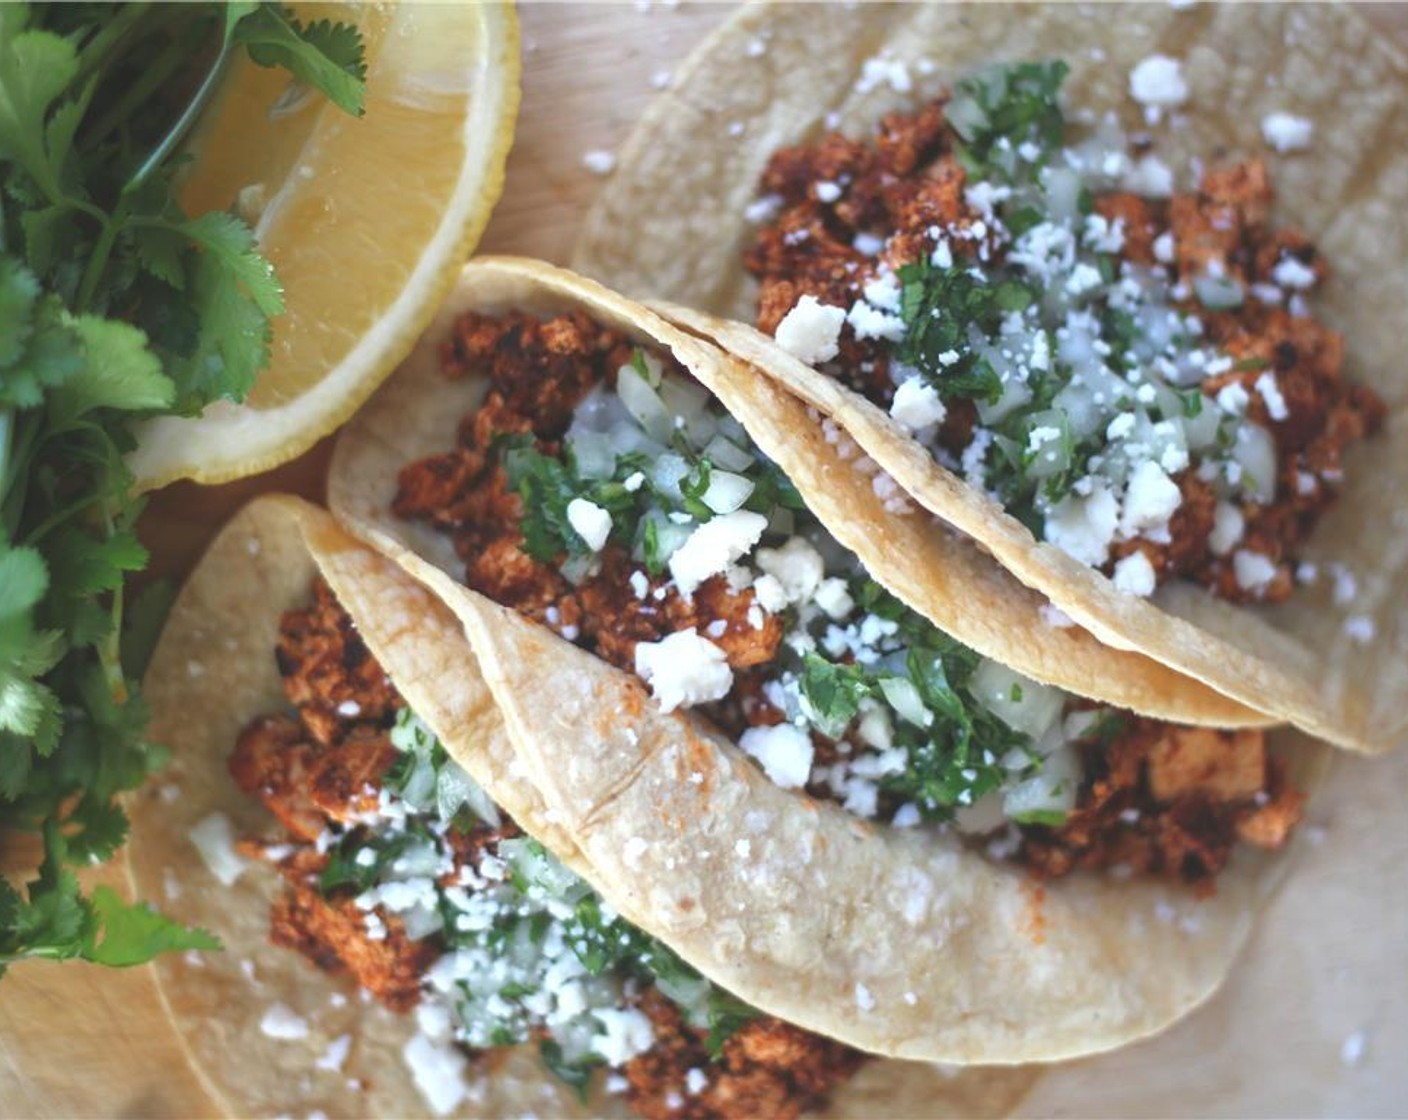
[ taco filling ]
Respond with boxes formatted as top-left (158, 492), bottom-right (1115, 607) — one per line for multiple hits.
top-left (742, 61), bottom-right (1383, 604)
top-left (392, 307), bottom-right (1303, 885)
top-left (230, 579), bottom-right (862, 1119)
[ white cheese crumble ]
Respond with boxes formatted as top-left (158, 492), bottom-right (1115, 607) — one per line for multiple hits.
top-left (815, 180), bottom-right (842, 203)
top-left (1261, 112), bottom-right (1314, 153)
top-left (855, 54), bottom-right (912, 95)
top-left (1119, 460), bottom-right (1183, 538)
top-left (1343, 615), bottom-right (1375, 645)
top-left (316, 1035), bottom-right (352, 1072)
top-left (622, 836), bottom-right (649, 867)
top-left (188, 812), bottom-right (249, 886)
top-left (738, 723), bottom-right (814, 789)
top-left (259, 1003), bottom-right (310, 1041)
top-left (1233, 549), bottom-right (1279, 593)
top-left (591, 1008), bottom-right (655, 1066)
top-left (1271, 256), bottom-right (1317, 290)
top-left (890, 378), bottom-right (947, 432)
top-left (755, 536), bottom-right (825, 607)
top-left (813, 577), bottom-right (855, 620)
top-left (565, 498), bottom-right (612, 552)
top-left (581, 150), bottom-right (616, 175)
top-left (1340, 1030), bottom-right (1368, 1068)
top-left (846, 299), bottom-right (906, 343)
top-left (1252, 372), bottom-right (1288, 422)
top-left (1124, 154), bottom-right (1175, 197)
top-left (1128, 55), bottom-right (1189, 108)
top-left (402, 1032), bottom-right (469, 1116)
top-left (774, 295), bottom-right (846, 364)
top-left (668, 510), bottom-right (768, 596)
top-left (854, 981), bottom-right (876, 1012)
top-left (634, 629), bottom-right (734, 712)
top-left (1111, 551), bottom-right (1157, 597)
top-left (1045, 484), bottom-right (1120, 567)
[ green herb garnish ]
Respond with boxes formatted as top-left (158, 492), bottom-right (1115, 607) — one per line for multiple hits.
top-left (0, 2), bottom-right (366, 977)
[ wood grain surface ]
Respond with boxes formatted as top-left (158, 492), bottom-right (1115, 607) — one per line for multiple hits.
top-left (4, 3), bottom-right (1407, 1118)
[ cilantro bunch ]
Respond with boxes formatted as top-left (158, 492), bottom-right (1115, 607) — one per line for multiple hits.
top-left (0, 3), bottom-right (365, 976)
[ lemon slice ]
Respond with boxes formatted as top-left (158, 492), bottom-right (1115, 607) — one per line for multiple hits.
top-left (129, 1), bottom-right (520, 489)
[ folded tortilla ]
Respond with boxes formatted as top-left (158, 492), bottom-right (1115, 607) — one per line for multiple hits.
top-left (128, 494), bottom-right (1031, 1116)
top-left (571, 1), bottom-right (1408, 756)
top-left (328, 256), bottom-right (1328, 1064)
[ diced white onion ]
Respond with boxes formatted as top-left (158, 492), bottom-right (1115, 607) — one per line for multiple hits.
top-left (1231, 423), bottom-right (1278, 503)
top-left (878, 677), bottom-right (932, 728)
top-left (617, 367), bottom-right (674, 442)
top-left (1193, 273), bottom-right (1245, 310)
top-left (701, 470), bottom-right (755, 515)
top-left (659, 376), bottom-right (710, 425)
top-left (568, 431), bottom-right (616, 480)
top-left (648, 453), bottom-right (690, 501)
top-left (1043, 167), bottom-right (1084, 223)
top-left (703, 434), bottom-right (756, 472)
top-left (971, 660), bottom-right (1065, 741)
top-left (1003, 744), bottom-right (1080, 821)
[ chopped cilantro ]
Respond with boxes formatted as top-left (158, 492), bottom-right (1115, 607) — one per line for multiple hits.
top-left (949, 60), bottom-right (1069, 178)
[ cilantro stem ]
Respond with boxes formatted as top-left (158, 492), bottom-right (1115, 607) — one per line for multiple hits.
top-left (82, 30), bottom-right (195, 153)
top-left (74, 210), bottom-right (125, 314)
top-left (123, 32), bottom-right (236, 200)
top-left (73, 3), bottom-right (154, 87)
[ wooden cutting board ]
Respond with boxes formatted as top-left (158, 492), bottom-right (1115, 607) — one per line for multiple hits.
top-left (4, 3), bottom-right (1407, 1117)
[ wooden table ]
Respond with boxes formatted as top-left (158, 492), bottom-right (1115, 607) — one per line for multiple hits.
top-left (4, 3), bottom-right (1407, 1117)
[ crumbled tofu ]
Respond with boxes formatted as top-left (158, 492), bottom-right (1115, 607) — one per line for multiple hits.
top-left (1148, 727), bottom-right (1265, 803)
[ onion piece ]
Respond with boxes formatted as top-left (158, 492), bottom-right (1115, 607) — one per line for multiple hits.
top-left (617, 366), bottom-right (674, 442)
top-left (879, 677), bottom-right (932, 728)
top-left (703, 433), bottom-right (755, 472)
top-left (970, 660), bottom-right (1064, 741)
top-left (701, 470), bottom-right (754, 515)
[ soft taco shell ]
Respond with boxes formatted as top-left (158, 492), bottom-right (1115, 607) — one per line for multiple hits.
top-left (130, 494), bottom-right (1032, 1117)
top-left (572, 1), bottom-right (1408, 756)
top-left (128, 494), bottom-right (599, 1119)
top-left (327, 256), bottom-right (1329, 1064)
top-left (329, 255), bottom-right (1264, 730)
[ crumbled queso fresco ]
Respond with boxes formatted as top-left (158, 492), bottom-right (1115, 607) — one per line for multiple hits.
top-left (528, 350), bottom-right (1103, 829)
top-left (748, 58), bottom-right (1382, 606)
top-left (284, 711), bottom-right (725, 1115)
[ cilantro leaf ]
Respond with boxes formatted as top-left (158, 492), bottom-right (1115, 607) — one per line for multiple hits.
top-left (0, 255), bottom-right (39, 366)
top-left (0, 1), bottom-right (368, 983)
top-left (50, 313), bottom-right (173, 421)
top-left (234, 5), bottom-right (368, 117)
top-left (165, 212), bottom-right (284, 410)
top-left (81, 886), bottom-right (220, 967)
top-left (0, 23), bottom-right (80, 200)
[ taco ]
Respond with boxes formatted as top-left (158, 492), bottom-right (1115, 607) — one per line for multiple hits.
top-left (572, 2), bottom-right (1408, 756)
top-left (127, 494), bottom-right (1032, 1118)
top-left (329, 255), bottom-right (1325, 1064)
